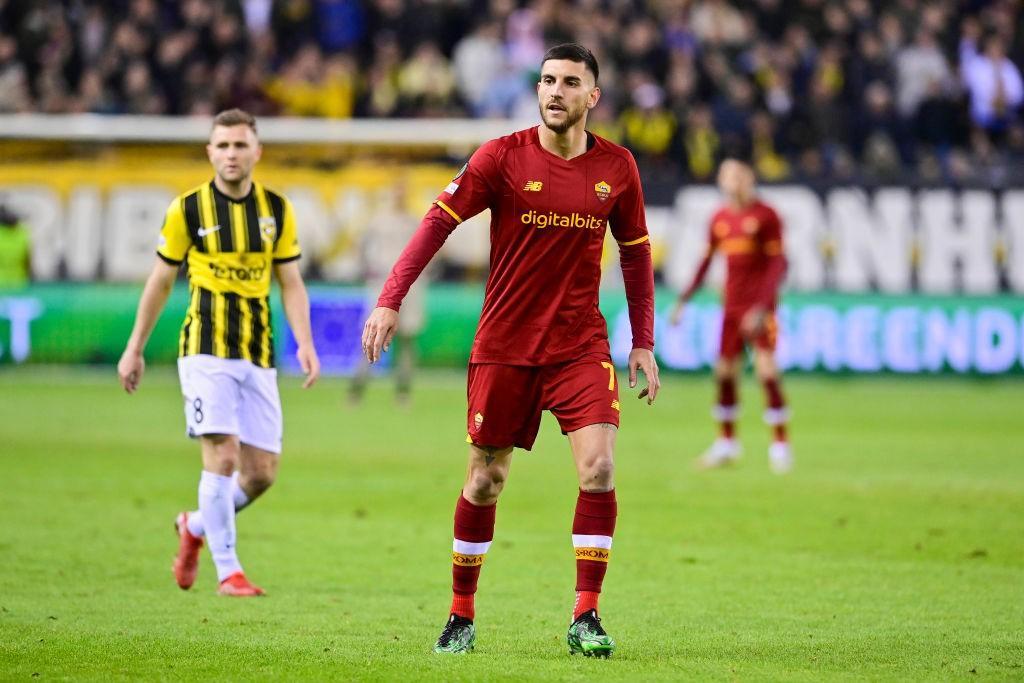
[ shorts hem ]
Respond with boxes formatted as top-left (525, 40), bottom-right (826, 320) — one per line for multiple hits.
top-left (558, 416), bottom-right (620, 435)
top-left (467, 436), bottom-right (529, 452)
top-left (239, 437), bottom-right (282, 455)
top-left (187, 425), bottom-right (240, 439)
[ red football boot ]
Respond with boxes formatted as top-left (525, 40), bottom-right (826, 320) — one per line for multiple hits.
top-left (172, 511), bottom-right (203, 590)
top-left (218, 572), bottom-right (265, 597)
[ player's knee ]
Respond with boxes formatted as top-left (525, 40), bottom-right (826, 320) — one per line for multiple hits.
top-left (465, 467), bottom-right (506, 503)
top-left (241, 470), bottom-right (276, 497)
top-left (714, 362), bottom-right (736, 381)
top-left (202, 434), bottom-right (240, 473)
top-left (579, 452), bottom-right (615, 490)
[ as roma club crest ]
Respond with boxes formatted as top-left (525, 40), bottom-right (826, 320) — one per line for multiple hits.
top-left (594, 181), bottom-right (611, 202)
top-left (474, 412), bottom-right (484, 430)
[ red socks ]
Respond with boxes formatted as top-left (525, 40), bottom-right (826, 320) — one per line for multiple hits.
top-left (715, 377), bottom-right (738, 439)
top-left (762, 378), bottom-right (788, 442)
top-left (449, 490), bottom-right (619, 622)
top-left (449, 495), bottom-right (495, 620)
top-left (571, 489), bottom-right (617, 619)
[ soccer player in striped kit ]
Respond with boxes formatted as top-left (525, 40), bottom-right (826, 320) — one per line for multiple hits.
top-left (671, 157), bottom-right (792, 473)
top-left (118, 109), bottom-right (320, 596)
top-left (362, 44), bottom-right (659, 656)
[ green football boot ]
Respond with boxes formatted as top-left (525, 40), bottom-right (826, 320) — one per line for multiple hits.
top-left (567, 609), bottom-right (615, 658)
top-left (433, 614), bottom-right (475, 654)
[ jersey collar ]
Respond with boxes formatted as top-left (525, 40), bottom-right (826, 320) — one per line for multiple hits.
top-left (210, 179), bottom-right (255, 203)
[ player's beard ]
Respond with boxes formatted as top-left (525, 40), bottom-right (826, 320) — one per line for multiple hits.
top-left (218, 163), bottom-right (251, 185)
top-left (540, 99), bottom-right (586, 134)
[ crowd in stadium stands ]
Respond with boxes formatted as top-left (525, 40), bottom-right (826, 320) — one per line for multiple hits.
top-left (2, 0), bottom-right (1024, 184)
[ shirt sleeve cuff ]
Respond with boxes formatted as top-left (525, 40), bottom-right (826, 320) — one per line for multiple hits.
top-left (156, 251), bottom-right (182, 266)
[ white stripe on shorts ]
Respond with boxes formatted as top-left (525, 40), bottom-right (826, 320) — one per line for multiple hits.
top-left (572, 534), bottom-right (613, 549)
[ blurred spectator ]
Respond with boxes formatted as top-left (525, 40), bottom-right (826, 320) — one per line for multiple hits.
top-left (690, 0), bottom-right (749, 48)
top-left (895, 29), bottom-right (951, 118)
top-left (265, 45), bottom-right (356, 118)
top-left (398, 41), bottom-right (457, 116)
top-left (619, 81), bottom-right (676, 160)
top-left (749, 110), bottom-right (790, 181)
top-left (961, 32), bottom-right (1024, 137)
top-left (915, 79), bottom-right (962, 157)
top-left (316, 0), bottom-right (364, 53)
top-left (683, 105), bottom-right (720, 181)
top-left (856, 81), bottom-right (906, 182)
top-left (452, 20), bottom-right (504, 115)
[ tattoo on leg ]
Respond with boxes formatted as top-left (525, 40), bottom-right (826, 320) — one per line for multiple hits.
top-left (597, 423), bottom-right (617, 431)
top-left (481, 445), bottom-right (501, 466)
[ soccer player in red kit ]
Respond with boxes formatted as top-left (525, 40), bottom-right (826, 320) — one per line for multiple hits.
top-left (362, 43), bottom-right (659, 657)
top-left (670, 158), bottom-right (791, 473)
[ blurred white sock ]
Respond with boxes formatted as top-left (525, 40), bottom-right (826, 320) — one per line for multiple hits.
top-left (198, 470), bottom-right (242, 581)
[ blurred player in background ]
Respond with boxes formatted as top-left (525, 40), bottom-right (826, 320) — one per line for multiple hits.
top-left (117, 109), bottom-right (320, 597)
top-left (363, 43), bottom-right (659, 657)
top-left (0, 203), bottom-right (30, 290)
top-left (671, 157), bottom-right (791, 473)
top-left (349, 179), bottom-right (429, 406)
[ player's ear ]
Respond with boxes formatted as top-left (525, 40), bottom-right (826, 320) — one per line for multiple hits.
top-left (206, 143), bottom-right (214, 163)
top-left (254, 142), bottom-right (263, 163)
top-left (587, 86), bottom-right (601, 110)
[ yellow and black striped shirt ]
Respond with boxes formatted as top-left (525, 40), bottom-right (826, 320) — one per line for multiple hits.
top-left (156, 180), bottom-right (301, 368)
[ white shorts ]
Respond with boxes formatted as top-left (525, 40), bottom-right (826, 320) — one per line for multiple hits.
top-left (177, 355), bottom-right (283, 454)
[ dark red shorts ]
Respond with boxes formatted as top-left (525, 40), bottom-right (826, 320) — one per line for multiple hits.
top-left (720, 309), bottom-right (778, 360)
top-left (466, 352), bottom-right (621, 451)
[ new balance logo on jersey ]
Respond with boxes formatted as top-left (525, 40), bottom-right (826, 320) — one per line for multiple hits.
top-left (197, 224), bottom-right (221, 237)
top-left (523, 180), bottom-right (543, 192)
top-left (521, 210), bottom-right (604, 231)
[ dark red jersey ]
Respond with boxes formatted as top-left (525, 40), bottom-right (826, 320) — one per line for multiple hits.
top-left (682, 199), bottom-right (786, 313)
top-left (378, 126), bottom-right (655, 366)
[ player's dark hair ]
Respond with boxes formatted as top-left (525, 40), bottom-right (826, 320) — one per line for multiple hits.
top-left (212, 108), bottom-right (257, 134)
top-left (720, 136), bottom-right (754, 167)
top-left (541, 43), bottom-right (599, 83)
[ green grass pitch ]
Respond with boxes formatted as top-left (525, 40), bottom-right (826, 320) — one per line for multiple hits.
top-left (1, 366), bottom-right (1022, 680)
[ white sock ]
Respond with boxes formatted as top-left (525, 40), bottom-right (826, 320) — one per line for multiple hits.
top-left (198, 470), bottom-right (242, 581)
top-left (187, 471), bottom-right (251, 538)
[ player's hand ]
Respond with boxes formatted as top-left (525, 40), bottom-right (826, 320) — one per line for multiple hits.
top-left (628, 348), bottom-right (660, 405)
top-left (740, 307), bottom-right (767, 337)
top-left (362, 306), bottom-right (398, 364)
top-left (296, 343), bottom-right (320, 388)
top-left (669, 300), bottom-right (686, 326)
top-left (117, 349), bottom-right (145, 394)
